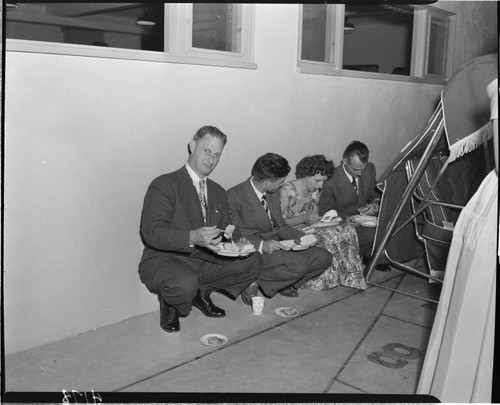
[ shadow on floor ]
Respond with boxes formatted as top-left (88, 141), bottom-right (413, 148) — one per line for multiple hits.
top-left (4, 266), bottom-right (442, 402)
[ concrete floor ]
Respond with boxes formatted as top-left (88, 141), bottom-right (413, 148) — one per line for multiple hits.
top-left (4, 264), bottom-right (442, 402)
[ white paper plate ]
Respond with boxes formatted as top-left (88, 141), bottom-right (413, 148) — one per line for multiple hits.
top-left (311, 218), bottom-right (342, 228)
top-left (299, 234), bottom-right (318, 246)
top-left (215, 243), bottom-right (256, 256)
top-left (217, 251), bottom-right (242, 257)
top-left (274, 307), bottom-right (299, 318)
top-left (280, 240), bottom-right (308, 251)
top-left (200, 334), bottom-right (229, 347)
top-left (279, 240), bottom-right (296, 249)
top-left (351, 215), bottom-right (378, 227)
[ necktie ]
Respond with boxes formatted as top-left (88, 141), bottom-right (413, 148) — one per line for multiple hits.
top-left (261, 195), bottom-right (272, 220)
top-left (198, 180), bottom-right (207, 224)
top-left (351, 177), bottom-right (358, 194)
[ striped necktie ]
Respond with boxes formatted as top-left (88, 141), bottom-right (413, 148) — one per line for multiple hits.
top-left (351, 177), bottom-right (358, 194)
top-left (261, 195), bottom-right (270, 218)
top-left (198, 180), bottom-right (207, 224)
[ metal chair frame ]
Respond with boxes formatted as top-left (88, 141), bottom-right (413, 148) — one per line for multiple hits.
top-left (365, 104), bottom-right (450, 303)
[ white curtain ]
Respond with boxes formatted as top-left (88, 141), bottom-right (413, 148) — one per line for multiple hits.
top-left (416, 168), bottom-right (497, 402)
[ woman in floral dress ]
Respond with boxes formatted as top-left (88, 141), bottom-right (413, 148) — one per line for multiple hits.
top-left (280, 155), bottom-right (366, 291)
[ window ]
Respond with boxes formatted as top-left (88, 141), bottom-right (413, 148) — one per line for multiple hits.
top-left (298, 4), bottom-right (456, 83)
top-left (298, 4), bottom-right (342, 75)
top-left (5, 3), bottom-right (165, 51)
top-left (5, 3), bottom-right (256, 69)
top-left (192, 4), bottom-right (240, 53)
top-left (423, 8), bottom-right (455, 79)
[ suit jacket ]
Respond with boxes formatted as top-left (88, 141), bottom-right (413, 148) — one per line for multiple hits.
top-left (227, 178), bottom-right (303, 249)
top-left (139, 166), bottom-right (238, 271)
top-left (318, 162), bottom-right (380, 218)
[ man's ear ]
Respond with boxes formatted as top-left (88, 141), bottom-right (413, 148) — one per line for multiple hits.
top-left (188, 139), bottom-right (196, 155)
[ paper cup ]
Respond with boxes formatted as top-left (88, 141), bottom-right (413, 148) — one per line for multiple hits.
top-left (251, 296), bottom-right (265, 315)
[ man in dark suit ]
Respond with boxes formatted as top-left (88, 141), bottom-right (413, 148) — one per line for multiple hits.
top-left (318, 141), bottom-right (389, 270)
top-left (138, 126), bottom-right (262, 333)
top-left (227, 153), bottom-right (332, 302)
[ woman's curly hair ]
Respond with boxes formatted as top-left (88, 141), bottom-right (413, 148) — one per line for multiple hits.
top-left (295, 155), bottom-right (335, 179)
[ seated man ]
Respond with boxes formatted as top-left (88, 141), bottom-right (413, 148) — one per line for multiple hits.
top-left (318, 141), bottom-right (389, 271)
top-left (138, 126), bottom-right (263, 333)
top-left (227, 153), bottom-right (332, 302)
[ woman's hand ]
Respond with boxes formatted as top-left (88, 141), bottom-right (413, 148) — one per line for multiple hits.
top-left (303, 212), bottom-right (321, 224)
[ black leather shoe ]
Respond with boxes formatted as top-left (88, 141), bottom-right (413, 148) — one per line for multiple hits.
top-left (375, 263), bottom-right (391, 272)
top-left (192, 290), bottom-right (226, 318)
top-left (160, 299), bottom-right (180, 333)
top-left (279, 286), bottom-right (299, 297)
top-left (363, 256), bottom-right (391, 272)
top-left (241, 282), bottom-right (259, 306)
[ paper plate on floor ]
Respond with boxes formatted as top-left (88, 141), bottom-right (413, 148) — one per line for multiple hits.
top-left (274, 307), bottom-right (299, 318)
top-left (200, 334), bottom-right (228, 347)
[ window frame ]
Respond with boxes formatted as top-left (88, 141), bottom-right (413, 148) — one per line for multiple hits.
top-left (297, 4), bottom-right (456, 83)
top-left (297, 4), bottom-right (343, 76)
top-left (5, 3), bottom-right (257, 70)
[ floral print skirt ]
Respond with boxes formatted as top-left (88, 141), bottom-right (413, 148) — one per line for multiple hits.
top-left (301, 223), bottom-right (366, 291)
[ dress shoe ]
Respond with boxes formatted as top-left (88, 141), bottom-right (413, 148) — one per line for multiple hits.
top-left (375, 263), bottom-right (391, 272)
top-left (160, 299), bottom-right (180, 333)
top-left (279, 286), bottom-right (299, 297)
top-left (363, 256), bottom-right (391, 272)
top-left (241, 282), bottom-right (259, 306)
top-left (192, 290), bottom-right (226, 318)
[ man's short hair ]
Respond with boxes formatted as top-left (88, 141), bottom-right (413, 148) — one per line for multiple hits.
top-left (251, 153), bottom-right (291, 181)
top-left (193, 125), bottom-right (227, 145)
top-left (343, 141), bottom-right (369, 163)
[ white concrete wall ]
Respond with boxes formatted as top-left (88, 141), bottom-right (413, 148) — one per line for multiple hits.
top-left (3, 2), bottom-right (497, 355)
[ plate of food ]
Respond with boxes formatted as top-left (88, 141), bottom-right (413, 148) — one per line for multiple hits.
top-left (311, 209), bottom-right (342, 227)
top-left (299, 234), bottom-right (318, 247)
top-left (351, 215), bottom-right (378, 227)
top-left (200, 333), bottom-right (229, 347)
top-left (279, 239), bottom-right (296, 250)
top-left (274, 307), bottom-right (299, 318)
top-left (214, 241), bottom-right (256, 256)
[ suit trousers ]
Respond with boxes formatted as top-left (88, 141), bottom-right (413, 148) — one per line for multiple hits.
top-left (355, 225), bottom-right (376, 258)
top-left (140, 252), bottom-right (262, 316)
top-left (257, 247), bottom-right (332, 297)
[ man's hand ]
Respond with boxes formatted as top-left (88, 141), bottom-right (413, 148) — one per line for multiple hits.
top-left (346, 216), bottom-right (360, 227)
top-left (238, 236), bottom-right (250, 244)
top-left (262, 240), bottom-right (285, 254)
top-left (190, 226), bottom-right (222, 248)
top-left (358, 202), bottom-right (379, 216)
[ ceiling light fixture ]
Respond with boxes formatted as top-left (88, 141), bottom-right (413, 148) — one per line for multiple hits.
top-left (136, 10), bottom-right (156, 28)
top-left (344, 18), bottom-right (355, 33)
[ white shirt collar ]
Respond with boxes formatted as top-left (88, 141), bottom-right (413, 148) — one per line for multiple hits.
top-left (250, 177), bottom-right (265, 199)
top-left (185, 163), bottom-right (205, 186)
top-left (342, 164), bottom-right (356, 183)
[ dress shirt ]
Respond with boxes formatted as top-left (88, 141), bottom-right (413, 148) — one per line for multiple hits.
top-left (343, 164), bottom-right (358, 191)
top-left (250, 177), bottom-right (269, 253)
top-left (186, 163), bottom-right (207, 202)
top-left (186, 163), bottom-right (208, 246)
